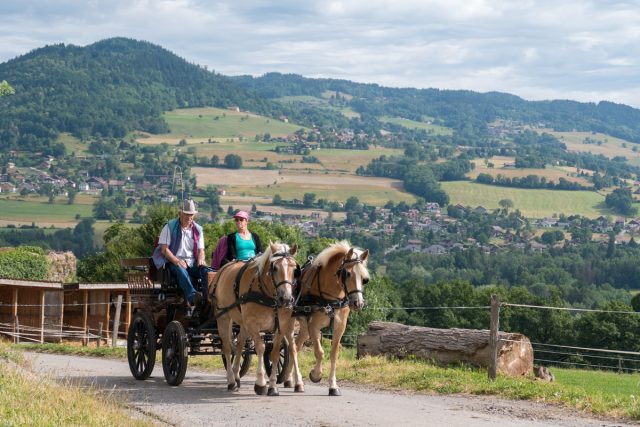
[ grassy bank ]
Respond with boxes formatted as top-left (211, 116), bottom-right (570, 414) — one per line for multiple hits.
top-left (0, 343), bottom-right (154, 426)
top-left (17, 342), bottom-right (640, 421)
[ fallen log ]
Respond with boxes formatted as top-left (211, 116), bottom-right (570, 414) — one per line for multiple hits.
top-left (357, 321), bottom-right (533, 377)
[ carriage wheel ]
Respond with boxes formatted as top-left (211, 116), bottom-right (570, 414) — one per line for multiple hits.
top-left (162, 320), bottom-right (189, 386)
top-left (221, 327), bottom-right (253, 378)
top-left (127, 311), bottom-right (156, 380)
top-left (264, 339), bottom-right (289, 384)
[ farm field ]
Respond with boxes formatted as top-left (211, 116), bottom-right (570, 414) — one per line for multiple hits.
top-left (441, 181), bottom-right (612, 218)
top-left (0, 197), bottom-right (94, 227)
top-left (194, 167), bottom-right (416, 206)
top-left (380, 115), bottom-right (453, 136)
top-left (469, 157), bottom-right (593, 186)
top-left (546, 130), bottom-right (640, 166)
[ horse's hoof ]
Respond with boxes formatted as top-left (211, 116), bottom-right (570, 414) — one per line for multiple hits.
top-left (254, 384), bottom-right (268, 395)
top-left (236, 379), bottom-right (241, 390)
top-left (267, 387), bottom-right (279, 396)
top-left (227, 383), bottom-right (238, 392)
top-left (294, 384), bottom-right (305, 393)
top-left (283, 380), bottom-right (294, 388)
top-left (329, 388), bottom-right (342, 396)
top-left (309, 371), bottom-right (322, 383)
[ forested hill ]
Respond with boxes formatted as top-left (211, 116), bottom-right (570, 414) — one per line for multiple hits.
top-left (232, 72), bottom-right (640, 143)
top-left (0, 37), bottom-right (271, 154)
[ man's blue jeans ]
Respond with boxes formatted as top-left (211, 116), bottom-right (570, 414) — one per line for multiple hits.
top-left (167, 263), bottom-right (210, 304)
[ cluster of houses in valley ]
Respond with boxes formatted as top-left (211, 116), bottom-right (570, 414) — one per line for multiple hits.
top-left (0, 162), bottom-right (194, 204)
top-left (273, 201), bottom-right (640, 257)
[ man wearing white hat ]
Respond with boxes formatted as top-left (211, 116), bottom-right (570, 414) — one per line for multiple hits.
top-left (156, 199), bottom-right (207, 308)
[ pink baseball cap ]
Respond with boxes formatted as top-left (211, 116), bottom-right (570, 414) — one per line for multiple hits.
top-left (233, 210), bottom-right (250, 221)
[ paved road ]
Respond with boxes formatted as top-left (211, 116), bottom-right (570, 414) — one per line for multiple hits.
top-left (26, 352), bottom-right (633, 427)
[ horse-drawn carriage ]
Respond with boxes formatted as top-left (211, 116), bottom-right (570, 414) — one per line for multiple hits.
top-left (120, 239), bottom-right (370, 396)
top-left (120, 257), bottom-right (288, 386)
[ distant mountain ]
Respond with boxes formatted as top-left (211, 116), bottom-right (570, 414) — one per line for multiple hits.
top-left (0, 37), bottom-right (271, 154)
top-left (233, 73), bottom-right (640, 143)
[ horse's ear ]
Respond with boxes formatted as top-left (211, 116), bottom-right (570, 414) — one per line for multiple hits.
top-left (346, 248), bottom-right (354, 259)
top-left (360, 249), bottom-right (369, 262)
top-left (290, 243), bottom-right (298, 256)
top-left (269, 241), bottom-right (277, 252)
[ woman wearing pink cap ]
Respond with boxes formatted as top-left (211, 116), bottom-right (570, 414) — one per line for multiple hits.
top-left (219, 210), bottom-right (262, 267)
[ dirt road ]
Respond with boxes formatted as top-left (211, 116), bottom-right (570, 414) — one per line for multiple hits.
top-left (25, 352), bottom-right (632, 427)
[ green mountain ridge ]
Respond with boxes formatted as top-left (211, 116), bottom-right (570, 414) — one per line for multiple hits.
top-left (2, 37), bottom-right (640, 156)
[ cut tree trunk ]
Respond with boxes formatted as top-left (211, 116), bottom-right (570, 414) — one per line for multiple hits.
top-left (357, 321), bottom-right (533, 377)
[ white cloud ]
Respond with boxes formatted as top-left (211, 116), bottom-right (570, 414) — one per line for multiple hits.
top-left (1, 0), bottom-right (640, 107)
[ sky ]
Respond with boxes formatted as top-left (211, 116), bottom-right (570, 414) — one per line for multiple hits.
top-left (1, 0), bottom-right (640, 107)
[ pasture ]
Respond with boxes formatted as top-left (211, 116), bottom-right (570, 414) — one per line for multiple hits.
top-left (547, 130), bottom-right (640, 166)
top-left (138, 107), bottom-right (305, 141)
top-left (193, 167), bottom-right (416, 206)
top-left (380, 116), bottom-right (453, 136)
top-left (469, 157), bottom-right (593, 186)
top-left (441, 181), bottom-right (611, 218)
top-left (0, 197), bottom-right (94, 227)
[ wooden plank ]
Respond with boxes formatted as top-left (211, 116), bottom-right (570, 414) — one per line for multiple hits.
top-left (82, 290), bottom-right (88, 346)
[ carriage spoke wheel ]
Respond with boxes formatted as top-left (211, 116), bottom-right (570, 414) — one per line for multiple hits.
top-left (264, 339), bottom-right (289, 384)
top-left (221, 327), bottom-right (253, 378)
top-left (162, 320), bottom-right (188, 386)
top-left (127, 312), bottom-right (156, 380)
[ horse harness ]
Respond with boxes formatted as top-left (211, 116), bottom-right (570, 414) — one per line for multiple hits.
top-left (293, 256), bottom-right (363, 319)
top-left (214, 252), bottom-right (296, 320)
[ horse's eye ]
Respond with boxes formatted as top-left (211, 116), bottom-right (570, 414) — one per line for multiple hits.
top-left (363, 278), bottom-right (369, 285)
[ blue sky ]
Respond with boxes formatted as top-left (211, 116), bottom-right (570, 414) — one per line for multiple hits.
top-left (1, 0), bottom-right (639, 107)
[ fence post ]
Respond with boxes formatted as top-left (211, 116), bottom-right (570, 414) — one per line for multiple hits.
top-left (14, 316), bottom-right (19, 344)
top-left (111, 295), bottom-right (123, 348)
top-left (488, 294), bottom-right (501, 380)
top-left (97, 322), bottom-right (103, 348)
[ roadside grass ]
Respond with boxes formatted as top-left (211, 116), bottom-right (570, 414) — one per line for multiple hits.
top-left (14, 342), bottom-right (640, 420)
top-left (441, 181), bottom-right (611, 219)
top-left (0, 343), bottom-right (154, 427)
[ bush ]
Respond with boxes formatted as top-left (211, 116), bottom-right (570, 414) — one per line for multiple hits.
top-left (0, 246), bottom-right (49, 280)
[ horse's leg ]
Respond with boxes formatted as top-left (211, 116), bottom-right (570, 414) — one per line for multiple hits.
top-left (267, 327), bottom-right (282, 396)
top-left (231, 324), bottom-right (246, 390)
top-left (327, 311), bottom-right (348, 396)
top-left (283, 316), bottom-right (308, 392)
top-left (217, 317), bottom-right (238, 391)
top-left (285, 315), bottom-right (304, 393)
top-left (248, 325), bottom-right (268, 395)
top-left (308, 314), bottom-right (326, 383)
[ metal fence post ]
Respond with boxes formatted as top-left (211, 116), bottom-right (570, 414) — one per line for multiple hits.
top-left (488, 294), bottom-right (501, 380)
top-left (111, 295), bottom-right (123, 348)
top-left (97, 322), bottom-right (103, 348)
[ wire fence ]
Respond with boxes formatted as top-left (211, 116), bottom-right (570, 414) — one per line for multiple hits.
top-left (2, 299), bottom-right (639, 374)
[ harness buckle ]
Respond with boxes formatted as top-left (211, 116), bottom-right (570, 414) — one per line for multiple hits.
top-left (323, 305), bottom-right (333, 315)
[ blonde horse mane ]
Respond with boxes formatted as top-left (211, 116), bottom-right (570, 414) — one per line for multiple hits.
top-left (312, 240), bottom-right (370, 279)
top-left (254, 242), bottom-right (290, 276)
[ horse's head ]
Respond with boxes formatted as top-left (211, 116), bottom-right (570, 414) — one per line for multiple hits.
top-left (265, 242), bottom-right (298, 308)
top-left (336, 247), bottom-right (369, 311)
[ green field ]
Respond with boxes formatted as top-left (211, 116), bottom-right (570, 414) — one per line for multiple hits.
top-left (441, 181), bottom-right (613, 218)
top-left (0, 198), bottom-right (94, 225)
top-left (380, 116), bottom-right (453, 136)
top-left (161, 107), bottom-right (305, 138)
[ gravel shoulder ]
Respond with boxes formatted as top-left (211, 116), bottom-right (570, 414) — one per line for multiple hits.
top-left (25, 352), bottom-right (635, 427)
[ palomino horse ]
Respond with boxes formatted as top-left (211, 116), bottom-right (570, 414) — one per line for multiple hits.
top-left (283, 241), bottom-right (369, 396)
top-left (210, 242), bottom-right (300, 396)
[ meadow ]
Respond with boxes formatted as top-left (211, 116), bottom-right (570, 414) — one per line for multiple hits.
top-left (0, 197), bottom-right (94, 227)
top-left (469, 157), bottom-right (593, 186)
top-left (441, 181), bottom-right (611, 218)
top-left (379, 115), bottom-right (453, 136)
top-left (546, 130), bottom-right (640, 167)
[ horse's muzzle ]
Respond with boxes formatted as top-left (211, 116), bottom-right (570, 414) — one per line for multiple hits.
top-left (349, 294), bottom-right (364, 311)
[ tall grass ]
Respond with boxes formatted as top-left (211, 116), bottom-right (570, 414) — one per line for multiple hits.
top-left (0, 343), bottom-right (154, 426)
